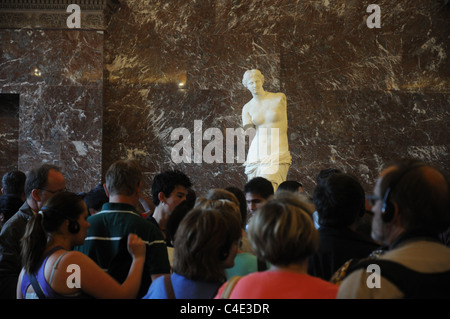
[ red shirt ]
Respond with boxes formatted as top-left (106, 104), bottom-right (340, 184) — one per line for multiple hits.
top-left (215, 270), bottom-right (338, 299)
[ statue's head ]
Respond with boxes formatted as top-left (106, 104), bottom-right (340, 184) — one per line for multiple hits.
top-left (242, 69), bottom-right (264, 89)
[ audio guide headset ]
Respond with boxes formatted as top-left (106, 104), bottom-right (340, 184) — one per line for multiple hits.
top-left (219, 242), bottom-right (231, 261)
top-left (381, 163), bottom-right (425, 223)
top-left (67, 218), bottom-right (80, 234)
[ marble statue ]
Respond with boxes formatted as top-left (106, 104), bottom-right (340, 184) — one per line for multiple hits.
top-left (241, 69), bottom-right (292, 191)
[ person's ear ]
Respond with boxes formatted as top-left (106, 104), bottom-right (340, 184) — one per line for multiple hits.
top-left (158, 192), bottom-right (166, 206)
top-left (103, 183), bottom-right (109, 198)
top-left (391, 201), bottom-right (401, 224)
top-left (31, 188), bottom-right (42, 202)
top-left (136, 181), bottom-right (142, 195)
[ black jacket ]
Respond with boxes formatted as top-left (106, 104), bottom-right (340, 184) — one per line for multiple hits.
top-left (308, 225), bottom-right (381, 281)
top-left (0, 194), bottom-right (24, 230)
top-left (0, 202), bottom-right (33, 298)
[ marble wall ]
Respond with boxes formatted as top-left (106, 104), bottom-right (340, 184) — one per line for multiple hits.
top-left (1, 0), bottom-right (448, 197)
top-left (103, 0), bottom-right (449, 196)
top-left (0, 28), bottom-right (104, 192)
top-left (0, 94), bottom-right (19, 174)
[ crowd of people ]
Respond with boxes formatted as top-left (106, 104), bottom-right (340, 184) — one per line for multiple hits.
top-left (0, 157), bottom-right (449, 299)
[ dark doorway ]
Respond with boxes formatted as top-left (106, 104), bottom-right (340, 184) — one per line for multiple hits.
top-left (0, 94), bottom-right (20, 173)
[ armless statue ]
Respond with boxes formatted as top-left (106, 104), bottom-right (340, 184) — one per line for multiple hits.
top-left (241, 69), bottom-right (291, 191)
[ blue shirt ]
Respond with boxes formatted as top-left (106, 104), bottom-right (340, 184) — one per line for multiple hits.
top-left (142, 272), bottom-right (221, 299)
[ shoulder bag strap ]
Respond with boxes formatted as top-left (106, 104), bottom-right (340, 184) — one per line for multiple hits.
top-left (349, 258), bottom-right (450, 298)
top-left (163, 274), bottom-right (176, 299)
top-left (220, 275), bottom-right (242, 299)
top-left (29, 273), bottom-right (46, 299)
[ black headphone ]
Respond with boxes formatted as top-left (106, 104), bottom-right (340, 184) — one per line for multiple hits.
top-left (41, 206), bottom-right (80, 234)
top-left (67, 219), bottom-right (80, 234)
top-left (219, 242), bottom-right (232, 261)
top-left (381, 163), bottom-right (425, 223)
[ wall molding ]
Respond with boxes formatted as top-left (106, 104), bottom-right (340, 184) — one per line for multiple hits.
top-left (0, 0), bottom-right (118, 30)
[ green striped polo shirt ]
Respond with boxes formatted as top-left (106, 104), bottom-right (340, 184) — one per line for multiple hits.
top-left (77, 202), bottom-right (170, 278)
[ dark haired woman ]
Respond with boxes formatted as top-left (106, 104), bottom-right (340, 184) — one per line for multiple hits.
top-left (17, 191), bottom-right (145, 299)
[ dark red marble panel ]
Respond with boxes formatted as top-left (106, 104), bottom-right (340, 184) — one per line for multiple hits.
top-left (1, 0), bottom-right (448, 198)
top-left (101, 0), bottom-right (449, 195)
top-left (0, 29), bottom-right (103, 192)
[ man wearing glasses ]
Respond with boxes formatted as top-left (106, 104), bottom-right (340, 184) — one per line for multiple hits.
top-left (0, 164), bottom-right (66, 298)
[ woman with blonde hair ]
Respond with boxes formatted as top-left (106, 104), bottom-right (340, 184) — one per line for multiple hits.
top-left (215, 192), bottom-right (338, 299)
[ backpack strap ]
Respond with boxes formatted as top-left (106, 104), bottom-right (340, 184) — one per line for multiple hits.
top-left (220, 276), bottom-right (242, 299)
top-left (163, 274), bottom-right (176, 299)
top-left (29, 273), bottom-right (46, 299)
top-left (348, 259), bottom-right (450, 299)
